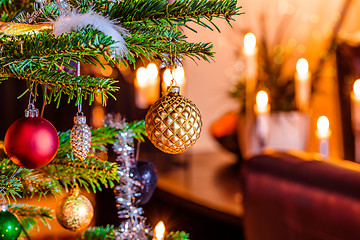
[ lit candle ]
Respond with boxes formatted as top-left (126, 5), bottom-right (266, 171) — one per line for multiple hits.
top-left (135, 67), bottom-right (149, 109)
top-left (243, 33), bottom-right (258, 118)
top-left (243, 32), bottom-right (257, 56)
top-left (163, 66), bottom-right (186, 95)
top-left (351, 79), bottom-right (360, 162)
top-left (153, 221), bottom-right (165, 240)
top-left (146, 63), bottom-right (160, 103)
top-left (316, 116), bottom-right (331, 158)
top-left (135, 63), bottom-right (160, 108)
top-left (254, 91), bottom-right (270, 148)
top-left (295, 58), bottom-right (311, 111)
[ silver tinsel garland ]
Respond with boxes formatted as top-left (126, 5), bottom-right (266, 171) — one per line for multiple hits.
top-left (104, 114), bottom-right (150, 240)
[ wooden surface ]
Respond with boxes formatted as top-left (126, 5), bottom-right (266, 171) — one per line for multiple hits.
top-left (142, 150), bottom-right (243, 225)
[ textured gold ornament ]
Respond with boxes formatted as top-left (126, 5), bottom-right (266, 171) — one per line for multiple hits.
top-left (0, 21), bottom-right (52, 36)
top-left (56, 188), bottom-right (94, 231)
top-left (70, 115), bottom-right (91, 161)
top-left (145, 86), bottom-right (202, 154)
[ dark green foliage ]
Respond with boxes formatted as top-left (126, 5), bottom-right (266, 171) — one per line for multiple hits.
top-left (81, 225), bottom-right (117, 240)
top-left (81, 226), bottom-right (190, 240)
top-left (0, 121), bottom-right (146, 201)
top-left (0, 1), bottom-right (240, 238)
top-left (9, 203), bottom-right (53, 231)
top-left (0, 0), bottom-right (241, 106)
top-left (165, 231), bottom-right (190, 240)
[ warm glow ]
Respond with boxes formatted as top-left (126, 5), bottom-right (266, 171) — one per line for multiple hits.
top-left (296, 58), bottom-right (309, 78)
top-left (154, 221), bottom-right (165, 240)
top-left (136, 67), bottom-right (148, 87)
top-left (317, 116), bottom-right (330, 138)
top-left (243, 32), bottom-right (256, 55)
top-left (147, 63), bottom-right (159, 80)
top-left (163, 68), bottom-right (173, 87)
top-left (100, 65), bottom-right (114, 77)
top-left (173, 66), bottom-right (185, 85)
top-left (256, 91), bottom-right (269, 109)
top-left (354, 79), bottom-right (360, 99)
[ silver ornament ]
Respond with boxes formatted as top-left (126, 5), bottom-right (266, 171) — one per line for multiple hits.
top-left (70, 115), bottom-right (91, 161)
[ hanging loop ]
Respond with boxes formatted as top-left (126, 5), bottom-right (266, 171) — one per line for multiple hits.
top-left (76, 61), bottom-right (83, 116)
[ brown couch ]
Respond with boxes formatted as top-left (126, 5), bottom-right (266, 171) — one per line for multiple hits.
top-left (241, 151), bottom-right (360, 240)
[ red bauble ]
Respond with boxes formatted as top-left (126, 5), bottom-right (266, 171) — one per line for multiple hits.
top-left (4, 116), bottom-right (59, 169)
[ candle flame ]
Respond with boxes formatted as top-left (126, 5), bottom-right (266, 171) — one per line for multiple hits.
top-left (317, 116), bottom-right (329, 135)
top-left (147, 63), bottom-right (159, 80)
top-left (244, 32), bottom-right (256, 54)
top-left (136, 67), bottom-right (148, 87)
top-left (154, 221), bottom-right (165, 240)
top-left (354, 79), bottom-right (360, 98)
top-left (163, 68), bottom-right (173, 87)
top-left (296, 58), bottom-right (309, 77)
top-left (173, 66), bottom-right (185, 85)
top-left (256, 91), bottom-right (268, 109)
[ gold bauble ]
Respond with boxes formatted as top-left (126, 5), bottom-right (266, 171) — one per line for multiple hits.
top-left (145, 86), bottom-right (202, 154)
top-left (70, 115), bottom-right (91, 161)
top-left (56, 188), bottom-right (94, 231)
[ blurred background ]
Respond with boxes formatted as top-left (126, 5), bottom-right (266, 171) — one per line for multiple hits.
top-left (2, 0), bottom-right (360, 239)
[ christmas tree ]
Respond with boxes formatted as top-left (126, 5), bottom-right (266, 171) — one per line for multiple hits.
top-left (0, 0), bottom-right (241, 239)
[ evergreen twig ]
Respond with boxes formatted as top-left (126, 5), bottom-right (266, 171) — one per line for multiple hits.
top-left (9, 203), bottom-right (53, 231)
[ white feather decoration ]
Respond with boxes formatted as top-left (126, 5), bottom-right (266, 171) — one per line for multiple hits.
top-left (53, 10), bottom-right (128, 56)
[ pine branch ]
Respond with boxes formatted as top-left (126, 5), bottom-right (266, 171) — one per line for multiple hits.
top-left (81, 225), bottom-right (116, 240)
top-left (0, 29), bottom-right (116, 63)
top-left (165, 231), bottom-right (190, 240)
top-left (0, 158), bottom-right (62, 200)
top-left (81, 226), bottom-right (190, 240)
top-left (76, 0), bottom-right (241, 32)
top-left (0, 124), bottom-right (146, 200)
top-left (9, 203), bottom-right (53, 231)
top-left (0, 1), bottom-right (36, 22)
top-left (42, 156), bottom-right (118, 193)
top-left (0, 30), bottom-right (120, 106)
top-left (126, 29), bottom-right (214, 63)
top-left (0, 173), bottom-right (22, 202)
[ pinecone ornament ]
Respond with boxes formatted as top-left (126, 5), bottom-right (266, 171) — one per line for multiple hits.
top-left (145, 86), bottom-right (202, 154)
top-left (70, 115), bottom-right (91, 161)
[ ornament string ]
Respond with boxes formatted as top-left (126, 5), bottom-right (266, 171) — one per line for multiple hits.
top-left (40, 83), bottom-right (48, 118)
top-left (76, 61), bottom-right (83, 116)
top-left (28, 83), bottom-right (35, 108)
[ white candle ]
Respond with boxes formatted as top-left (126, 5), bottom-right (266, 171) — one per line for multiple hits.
top-left (295, 58), bottom-right (311, 111)
top-left (146, 63), bottom-right (160, 103)
top-left (316, 116), bottom-right (331, 158)
top-left (153, 221), bottom-right (165, 240)
top-left (135, 67), bottom-right (149, 109)
top-left (163, 66), bottom-right (186, 95)
top-left (255, 91), bottom-right (270, 148)
top-left (135, 63), bottom-right (159, 108)
top-left (351, 79), bottom-right (360, 130)
top-left (243, 33), bottom-right (258, 118)
top-left (351, 79), bottom-right (360, 162)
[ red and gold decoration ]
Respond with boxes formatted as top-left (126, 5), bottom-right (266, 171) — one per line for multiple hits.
top-left (70, 115), bottom-right (91, 161)
top-left (4, 104), bottom-right (59, 169)
top-left (0, 204), bottom-right (21, 240)
top-left (56, 187), bottom-right (94, 231)
top-left (145, 86), bottom-right (202, 154)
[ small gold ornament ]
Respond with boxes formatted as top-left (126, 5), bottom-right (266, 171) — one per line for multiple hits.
top-left (145, 86), bottom-right (202, 154)
top-left (0, 21), bottom-right (52, 36)
top-left (56, 188), bottom-right (94, 231)
top-left (70, 115), bottom-right (91, 161)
